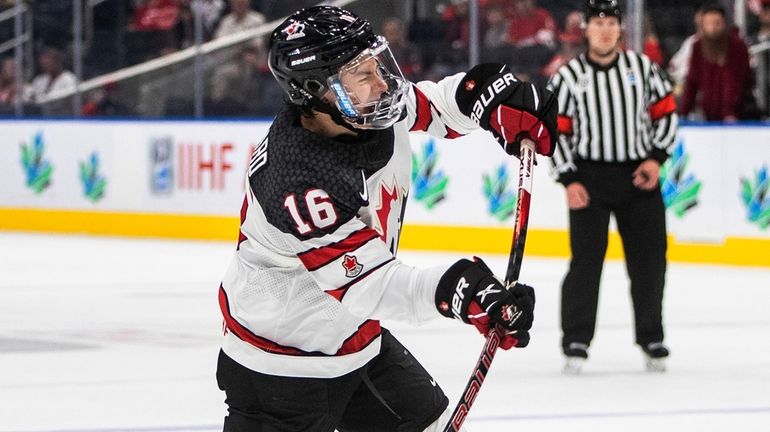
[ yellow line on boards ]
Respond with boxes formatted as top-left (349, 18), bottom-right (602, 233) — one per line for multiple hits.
top-left (1, 209), bottom-right (769, 267)
top-left (398, 224), bottom-right (770, 267)
top-left (0, 208), bottom-right (240, 241)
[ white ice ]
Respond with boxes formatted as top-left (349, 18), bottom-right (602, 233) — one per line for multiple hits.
top-left (1, 232), bottom-right (768, 432)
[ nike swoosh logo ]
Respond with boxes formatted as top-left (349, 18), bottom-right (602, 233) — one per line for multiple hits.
top-left (430, 378), bottom-right (436, 387)
top-left (359, 170), bottom-right (369, 201)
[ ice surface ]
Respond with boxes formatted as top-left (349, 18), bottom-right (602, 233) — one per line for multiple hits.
top-left (1, 233), bottom-right (768, 432)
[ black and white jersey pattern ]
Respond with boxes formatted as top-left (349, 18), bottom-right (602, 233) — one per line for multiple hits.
top-left (547, 51), bottom-right (678, 184)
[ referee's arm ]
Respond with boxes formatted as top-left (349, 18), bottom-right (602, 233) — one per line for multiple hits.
top-left (646, 63), bottom-right (679, 165)
top-left (547, 72), bottom-right (579, 186)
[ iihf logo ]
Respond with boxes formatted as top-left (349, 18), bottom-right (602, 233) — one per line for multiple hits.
top-left (342, 255), bottom-right (363, 278)
top-left (578, 76), bottom-right (591, 90)
top-left (283, 22), bottom-right (306, 40)
top-left (627, 71), bottom-right (637, 84)
top-left (150, 136), bottom-right (173, 194)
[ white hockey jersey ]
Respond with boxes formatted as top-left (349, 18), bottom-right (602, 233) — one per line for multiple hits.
top-left (219, 73), bottom-right (480, 378)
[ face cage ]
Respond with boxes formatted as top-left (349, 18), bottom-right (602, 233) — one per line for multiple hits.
top-left (326, 36), bottom-right (409, 130)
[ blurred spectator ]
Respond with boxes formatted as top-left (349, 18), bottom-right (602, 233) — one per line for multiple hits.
top-left (442, 0), bottom-right (471, 50)
top-left (541, 10), bottom-right (583, 78)
top-left (177, 0), bottom-right (225, 47)
top-left (435, 0), bottom-right (474, 72)
top-left (507, 0), bottom-right (556, 80)
top-left (193, 0), bottom-right (226, 36)
top-left (81, 82), bottom-right (133, 116)
top-left (0, 57), bottom-right (31, 107)
top-left (750, 0), bottom-right (770, 44)
top-left (749, 0), bottom-right (770, 117)
top-left (214, 0), bottom-right (266, 39)
top-left (128, 0), bottom-right (181, 62)
top-left (0, 58), bottom-right (9, 104)
top-left (507, 0), bottom-right (556, 49)
top-left (436, 0), bottom-right (515, 48)
top-left (668, 10), bottom-right (703, 95)
top-left (209, 44), bottom-right (274, 115)
top-left (30, 47), bottom-right (77, 103)
top-left (131, 0), bottom-right (180, 31)
top-left (479, 4), bottom-right (514, 65)
top-left (483, 5), bottom-right (510, 48)
top-left (680, 4), bottom-right (756, 121)
top-left (644, 15), bottom-right (664, 66)
top-left (381, 17), bottom-right (424, 81)
top-left (560, 10), bottom-right (583, 44)
top-left (749, 0), bottom-right (768, 16)
top-left (176, 2), bottom-right (195, 48)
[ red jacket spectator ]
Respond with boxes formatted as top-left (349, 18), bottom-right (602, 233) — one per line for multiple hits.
top-left (680, 30), bottom-right (753, 120)
top-left (680, 5), bottom-right (754, 120)
top-left (507, 0), bottom-right (556, 48)
top-left (132, 0), bottom-right (180, 31)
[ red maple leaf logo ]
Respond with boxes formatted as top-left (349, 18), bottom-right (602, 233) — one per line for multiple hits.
top-left (342, 254), bottom-right (363, 278)
top-left (282, 22), bottom-right (306, 40)
top-left (284, 22), bottom-right (301, 35)
top-left (375, 182), bottom-right (399, 243)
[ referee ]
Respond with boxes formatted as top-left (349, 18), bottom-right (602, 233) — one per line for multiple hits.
top-left (547, 0), bottom-right (678, 373)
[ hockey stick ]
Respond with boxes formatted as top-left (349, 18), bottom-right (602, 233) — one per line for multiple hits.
top-left (443, 139), bottom-right (536, 432)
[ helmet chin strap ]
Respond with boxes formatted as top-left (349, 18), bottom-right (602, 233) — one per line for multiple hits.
top-left (310, 98), bottom-right (363, 134)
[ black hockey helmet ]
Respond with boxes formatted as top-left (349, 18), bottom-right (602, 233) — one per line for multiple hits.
top-left (268, 6), bottom-right (408, 130)
top-left (584, 0), bottom-right (622, 23)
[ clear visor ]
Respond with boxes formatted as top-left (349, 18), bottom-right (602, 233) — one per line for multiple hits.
top-left (326, 36), bottom-right (409, 129)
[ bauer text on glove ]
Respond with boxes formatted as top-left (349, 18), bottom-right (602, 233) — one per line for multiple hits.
top-left (455, 63), bottom-right (557, 158)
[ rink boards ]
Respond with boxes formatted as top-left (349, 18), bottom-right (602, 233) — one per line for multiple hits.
top-left (1, 118), bottom-right (768, 267)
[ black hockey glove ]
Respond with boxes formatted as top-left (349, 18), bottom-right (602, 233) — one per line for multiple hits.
top-left (435, 257), bottom-right (535, 349)
top-left (455, 63), bottom-right (557, 158)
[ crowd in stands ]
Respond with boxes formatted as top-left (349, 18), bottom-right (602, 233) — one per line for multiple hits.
top-left (0, 0), bottom-right (769, 119)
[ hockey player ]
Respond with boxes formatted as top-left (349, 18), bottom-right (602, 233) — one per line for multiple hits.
top-left (215, 6), bottom-right (556, 431)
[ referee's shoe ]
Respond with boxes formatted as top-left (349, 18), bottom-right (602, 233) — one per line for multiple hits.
top-left (562, 342), bottom-right (589, 375)
top-left (642, 342), bottom-right (670, 373)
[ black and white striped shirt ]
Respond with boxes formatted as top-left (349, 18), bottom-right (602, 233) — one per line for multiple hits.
top-left (547, 50), bottom-right (678, 185)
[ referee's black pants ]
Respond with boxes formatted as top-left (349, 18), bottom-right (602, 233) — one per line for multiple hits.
top-left (561, 160), bottom-right (668, 352)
